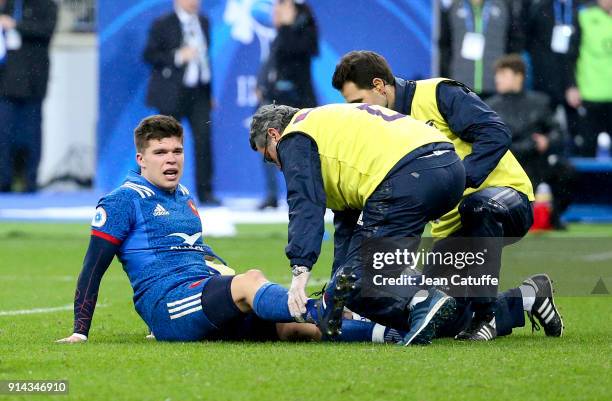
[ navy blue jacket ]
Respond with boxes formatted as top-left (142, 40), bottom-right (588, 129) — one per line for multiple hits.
top-left (278, 135), bottom-right (326, 269)
top-left (393, 78), bottom-right (512, 189)
top-left (278, 133), bottom-right (451, 270)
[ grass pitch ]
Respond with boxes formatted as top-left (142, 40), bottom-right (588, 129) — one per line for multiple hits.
top-left (0, 222), bottom-right (610, 401)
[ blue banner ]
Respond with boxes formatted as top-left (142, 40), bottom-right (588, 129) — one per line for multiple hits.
top-left (97, 0), bottom-right (434, 197)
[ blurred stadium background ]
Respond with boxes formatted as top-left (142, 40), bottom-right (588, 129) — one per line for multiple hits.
top-left (0, 0), bottom-right (607, 235)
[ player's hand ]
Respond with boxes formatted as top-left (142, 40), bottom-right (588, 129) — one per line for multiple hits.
top-left (288, 270), bottom-right (310, 319)
top-left (565, 87), bottom-right (581, 109)
top-left (56, 334), bottom-right (87, 344)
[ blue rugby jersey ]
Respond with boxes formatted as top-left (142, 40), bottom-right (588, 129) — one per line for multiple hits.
top-left (90, 171), bottom-right (221, 303)
top-left (73, 171), bottom-right (224, 336)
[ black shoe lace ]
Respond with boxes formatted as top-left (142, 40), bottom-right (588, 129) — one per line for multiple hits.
top-left (310, 283), bottom-right (327, 298)
top-left (527, 312), bottom-right (541, 333)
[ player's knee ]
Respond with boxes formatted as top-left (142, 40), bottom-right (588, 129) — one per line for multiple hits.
top-left (233, 269), bottom-right (266, 290)
top-left (244, 269), bottom-right (266, 282)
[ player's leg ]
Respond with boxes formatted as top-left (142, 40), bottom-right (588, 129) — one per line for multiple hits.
top-left (437, 274), bottom-right (563, 339)
top-left (201, 270), bottom-right (405, 343)
top-left (322, 150), bottom-right (466, 345)
top-left (495, 275), bottom-right (566, 338)
top-left (490, 288), bottom-right (525, 337)
top-left (454, 186), bottom-right (533, 341)
top-left (229, 268), bottom-right (319, 323)
top-left (156, 267), bottom-right (412, 343)
top-left (145, 272), bottom-right (310, 341)
top-left (435, 288), bottom-right (525, 339)
top-left (275, 323), bottom-right (321, 341)
top-left (276, 318), bottom-right (406, 343)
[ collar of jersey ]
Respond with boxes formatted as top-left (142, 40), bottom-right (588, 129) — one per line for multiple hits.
top-left (125, 170), bottom-right (179, 198)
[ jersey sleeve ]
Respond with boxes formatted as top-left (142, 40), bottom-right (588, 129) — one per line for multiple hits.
top-left (72, 192), bottom-right (135, 337)
top-left (90, 192), bottom-right (135, 245)
top-left (73, 236), bottom-right (119, 336)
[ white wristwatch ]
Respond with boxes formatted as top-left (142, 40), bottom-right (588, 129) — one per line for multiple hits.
top-left (291, 265), bottom-right (310, 277)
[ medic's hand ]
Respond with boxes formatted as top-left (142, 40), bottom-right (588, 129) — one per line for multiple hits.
top-left (288, 268), bottom-right (310, 320)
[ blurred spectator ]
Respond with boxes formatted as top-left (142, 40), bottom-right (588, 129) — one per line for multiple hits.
top-left (439, 0), bottom-right (525, 97)
top-left (567, 0), bottom-right (612, 156)
top-left (143, 0), bottom-right (218, 204)
top-left (255, 0), bottom-right (318, 210)
top-left (487, 54), bottom-right (575, 229)
top-left (524, 0), bottom-right (582, 153)
top-left (0, 0), bottom-right (57, 192)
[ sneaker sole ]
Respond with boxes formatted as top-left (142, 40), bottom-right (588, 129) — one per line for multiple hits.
top-left (322, 273), bottom-right (357, 337)
top-left (404, 296), bottom-right (457, 346)
top-left (542, 274), bottom-right (564, 337)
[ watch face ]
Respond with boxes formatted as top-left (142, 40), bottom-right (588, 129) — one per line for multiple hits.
top-left (292, 266), bottom-right (308, 276)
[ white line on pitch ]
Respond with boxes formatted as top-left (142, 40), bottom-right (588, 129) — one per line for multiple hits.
top-left (0, 303), bottom-right (106, 317)
top-left (0, 275), bottom-right (123, 282)
top-left (581, 251), bottom-right (612, 262)
top-left (0, 275), bottom-right (74, 282)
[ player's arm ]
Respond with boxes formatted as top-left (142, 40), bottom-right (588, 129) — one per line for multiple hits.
top-left (278, 133), bottom-right (326, 316)
top-left (57, 234), bottom-right (119, 343)
top-left (58, 196), bottom-right (132, 343)
top-left (437, 81), bottom-right (512, 189)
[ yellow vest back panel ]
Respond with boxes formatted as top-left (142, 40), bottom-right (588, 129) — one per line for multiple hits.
top-left (281, 103), bottom-right (452, 211)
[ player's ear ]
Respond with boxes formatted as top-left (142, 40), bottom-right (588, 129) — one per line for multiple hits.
top-left (136, 152), bottom-right (145, 168)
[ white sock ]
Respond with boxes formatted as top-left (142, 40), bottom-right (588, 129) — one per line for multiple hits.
top-left (408, 289), bottom-right (429, 308)
top-left (371, 323), bottom-right (386, 343)
top-left (519, 284), bottom-right (536, 312)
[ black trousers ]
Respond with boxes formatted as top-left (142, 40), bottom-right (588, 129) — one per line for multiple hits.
top-left (581, 101), bottom-right (612, 157)
top-left (327, 151), bottom-right (466, 330)
top-left (425, 187), bottom-right (534, 316)
top-left (159, 85), bottom-right (213, 202)
top-left (0, 96), bottom-right (43, 192)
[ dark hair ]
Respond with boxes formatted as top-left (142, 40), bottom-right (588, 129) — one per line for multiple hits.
top-left (332, 50), bottom-right (395, 90)
top-left (494, 54), bottom-right (526, 76)
top-left (134, 115), bottom-right (183, 152)
top-left (249, 104), bottom-right (299, 151)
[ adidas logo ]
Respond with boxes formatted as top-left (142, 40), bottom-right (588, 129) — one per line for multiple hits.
top-left (153, 204), bottom-right (170, 216)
